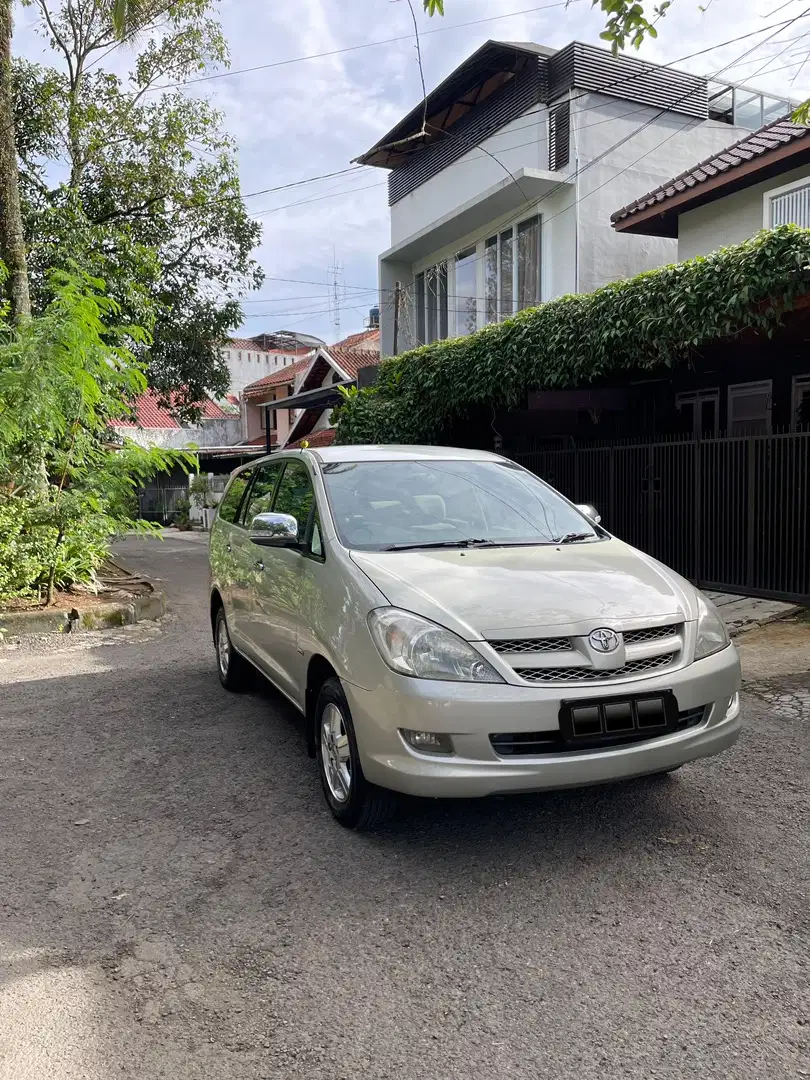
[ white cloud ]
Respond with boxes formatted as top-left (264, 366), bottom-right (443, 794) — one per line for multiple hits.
top-left (12, 0), bottom-right (810, 342)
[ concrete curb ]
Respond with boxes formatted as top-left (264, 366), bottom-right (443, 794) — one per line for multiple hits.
top-left (727, 604), bottom-right (805, 638)
top-left (0, 590), bottom-right (166, 638)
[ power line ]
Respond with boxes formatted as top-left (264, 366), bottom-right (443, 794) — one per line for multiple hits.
top-left (390, 13), bottom-right (810, 315)
top-left (146, 1), bottom-right (589, 93)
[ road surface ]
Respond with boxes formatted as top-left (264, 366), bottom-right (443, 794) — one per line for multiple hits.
top-left (0, 533), bottom-right (807, 1079)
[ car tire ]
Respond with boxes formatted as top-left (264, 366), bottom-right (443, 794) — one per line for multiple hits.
top-left (214, 606), bottom-right (252, 691)
top-left (315, 677), bottom-right (397, 830)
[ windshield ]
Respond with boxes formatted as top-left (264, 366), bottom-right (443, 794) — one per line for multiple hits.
top-left (321, 459), bottom-right (602, 551)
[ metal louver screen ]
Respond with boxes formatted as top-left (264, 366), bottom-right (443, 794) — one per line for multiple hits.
top-left (388, 61), bottom-right (543, 205)
top-left (548, 102), bottom-right (570, 171)
top-left (770, 184), bottom-right (810, 227)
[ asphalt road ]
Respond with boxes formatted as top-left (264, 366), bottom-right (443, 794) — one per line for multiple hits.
top-left (1, 534), bottom-right (808, 1080)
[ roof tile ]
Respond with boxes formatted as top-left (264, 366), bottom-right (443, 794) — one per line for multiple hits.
top-left (116, 391), bottom-right (231, 429)
top-left (242, 357), bottom-right (312, 398)
top-left (612, 118), bottom-right (810, 224)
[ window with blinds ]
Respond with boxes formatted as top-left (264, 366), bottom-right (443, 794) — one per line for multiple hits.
top-left (769, 182), bottom-right (810, 228)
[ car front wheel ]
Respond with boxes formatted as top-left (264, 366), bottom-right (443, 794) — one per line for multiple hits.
top-left (315, 677), bottom-right (397, 830)
top-left (214, 606), bottom-right (252, 691)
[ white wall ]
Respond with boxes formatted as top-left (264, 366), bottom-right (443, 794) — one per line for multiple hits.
top-left (222, 347), bottom-right (300, 396)
top-left (573, 94), bottom-right (752, 292)
top-left (678, 162), bottom-right (810, 259)
top-left (114, 417), bottom-right (241, 450)
top-left (390, 106), bottom-right (549, 247)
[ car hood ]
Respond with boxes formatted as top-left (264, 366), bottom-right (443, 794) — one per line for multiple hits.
top-left (350, 539), bottom-right (698, 640)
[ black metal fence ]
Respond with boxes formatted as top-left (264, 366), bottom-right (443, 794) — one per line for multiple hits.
top-left (510, 431), bottom-right (810, 603)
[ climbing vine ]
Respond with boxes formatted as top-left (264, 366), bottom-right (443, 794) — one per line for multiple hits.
top-left (334, 227), bottom-right (810, 445)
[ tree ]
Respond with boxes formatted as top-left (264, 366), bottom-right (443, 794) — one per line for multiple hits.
top-left (16, 0), bottom-right (263, 416)
top-left (0, 267), bottom-right (191, 603)
top-left (0, 0), bottom-right (31, 321)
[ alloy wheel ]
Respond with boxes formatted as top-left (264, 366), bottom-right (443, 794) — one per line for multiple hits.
top-left (321, 702), bottom-right (352, 803)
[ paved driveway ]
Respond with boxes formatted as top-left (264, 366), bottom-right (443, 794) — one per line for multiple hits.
top-left (0, 534), bottom-right (807, 1079)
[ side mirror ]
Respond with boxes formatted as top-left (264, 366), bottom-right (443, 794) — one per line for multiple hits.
top-left (250, 512), bottom-right (299, 546)
top-left (575, 503), bottom-right (601, 525)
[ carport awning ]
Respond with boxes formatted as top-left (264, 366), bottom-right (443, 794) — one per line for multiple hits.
top-left (267, 380), bottom-right (354, 411)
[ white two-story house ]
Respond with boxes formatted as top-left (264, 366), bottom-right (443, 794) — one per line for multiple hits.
top-left (356, 39), bottom-right (793, 356)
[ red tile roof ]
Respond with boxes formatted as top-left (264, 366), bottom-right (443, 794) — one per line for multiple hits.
top-left (116, 391), bottom-right (232, 429)
top-left (242, 357), bottom-right (312, 398)
top-left (612, 118), bottom-right (810, 226)
top-left (333, 328), bottom-right (380, 350)
top-left (328, 346), bottom-right (379, 380)
top-left (287, 428), bottom-right (336, 449)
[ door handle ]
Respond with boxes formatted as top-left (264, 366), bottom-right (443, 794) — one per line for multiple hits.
top-left (255, 560), bottom-right (265, 571)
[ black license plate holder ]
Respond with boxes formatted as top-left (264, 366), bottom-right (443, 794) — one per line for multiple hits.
top-left (559, 690), bottom-right (678, 745)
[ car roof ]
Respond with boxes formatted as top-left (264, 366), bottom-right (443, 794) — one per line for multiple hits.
top-left (310, 444), bottom-right (505, 463)
top-left (229, 445), bottom-right (508, 478)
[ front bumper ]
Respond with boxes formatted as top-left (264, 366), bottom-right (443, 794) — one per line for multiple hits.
top-left (342, 646), bottom-right (741, 798)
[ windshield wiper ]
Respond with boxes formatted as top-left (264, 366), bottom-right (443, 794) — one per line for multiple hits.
top-left (554, 532), bottom-right (594, 544)
top-left (379, 538), bottom-right (497, 552)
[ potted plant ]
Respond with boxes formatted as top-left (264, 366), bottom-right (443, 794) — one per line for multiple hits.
top-left (190, 474), bottom-right (216, 530)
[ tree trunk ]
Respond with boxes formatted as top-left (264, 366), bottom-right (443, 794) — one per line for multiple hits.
top-left (0, 0), bottom-right (30, 322)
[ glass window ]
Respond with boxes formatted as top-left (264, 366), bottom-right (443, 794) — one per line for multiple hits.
top-left (517, 216), bottom-right (541, 311)
top-left (499, 228), bottom-right (514, 319)
top-left (734, 91), bottom-right (762, 129)
top-left (762, 97), bottom-right (789, 125)
top-left (426, 266), bottom-right (438, 342)
top-left (454, 247), bottom-right (477, 336)
top-left (728, 381), bottom-right (772, 436)
top-left (484, 236), bottom-right (498, 326)
top-left (241, 461), bottom-right (284, 524)
top-left (217, 472), bottom-right (251, 524)
top-left (414, 272), bottom-right (426, 345)
top-left (273, 461), bottom-right (315, 528)
top-left (437, 263), bottom-right (448, 339)
top-left (321, 459), bottom-right (601, 551)
top-left (310, 512), bottom-right (324, 558)
top-left (708, 85), bottom-right (733, 123)
top-left (237, 351), bottom-right (242, 362)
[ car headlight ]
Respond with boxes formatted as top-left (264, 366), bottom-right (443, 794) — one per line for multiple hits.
top-left (694, 593), bottom-right (730, 660)
top-left (368, 608), bottom-right (504, 683)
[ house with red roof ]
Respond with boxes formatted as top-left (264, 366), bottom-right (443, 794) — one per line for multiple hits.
top-left (220, 331), bottom-right (324, 396)
top-left (112, 390), bottom-right (242, 450)
top-left (239, 329), bottom-right (380, 451)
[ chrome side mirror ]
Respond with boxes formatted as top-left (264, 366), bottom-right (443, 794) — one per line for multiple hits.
top-left (250, 512), bottom-right (299, 546)
top-left (575, 503), bottom-right (601, 525)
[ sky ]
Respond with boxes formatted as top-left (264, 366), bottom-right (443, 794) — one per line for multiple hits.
top-left (13, 0), bottom-right (810, 345)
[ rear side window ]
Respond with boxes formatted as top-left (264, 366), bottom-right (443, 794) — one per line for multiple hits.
top-left (217, 472), bottom-right (252, 524)
top-left (241, 461), bottom-right (284, 525)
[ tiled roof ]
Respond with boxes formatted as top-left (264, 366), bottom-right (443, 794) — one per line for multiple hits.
top-left (328, 346), bottom-right (379, 380)
top-left (116, 391), bottom-right (232, 430)
top-left (242, 357), bottom-right (312, 398)
top-left (333, 328), bottom-right (380, 351)
top-left (287, 428), bottom-right (336, 449)
top-left (612, 118), bottom-right (810, 224)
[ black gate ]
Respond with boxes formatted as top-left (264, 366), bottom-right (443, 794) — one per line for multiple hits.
top-left (511, 431), bottom-right (810, 603)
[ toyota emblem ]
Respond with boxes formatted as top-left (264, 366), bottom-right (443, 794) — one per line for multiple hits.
top-left (589, 628), bottom-right (620, 653)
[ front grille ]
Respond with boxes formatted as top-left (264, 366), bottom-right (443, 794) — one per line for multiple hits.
top-left (518, 653), bottom-right (676, 684)
top-left (489, 637), bottom-right (571, 654)
top-left (490, 705), bottom-right (707, 756)
top-left (624, 624), bottom-right (682, 644)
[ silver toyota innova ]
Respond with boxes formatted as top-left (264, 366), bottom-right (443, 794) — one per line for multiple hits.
top-left (209, 445), bottom-right (741, 829)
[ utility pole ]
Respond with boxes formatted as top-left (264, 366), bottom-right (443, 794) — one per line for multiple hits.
top-left (392, 281), bottom-right (401, 356)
